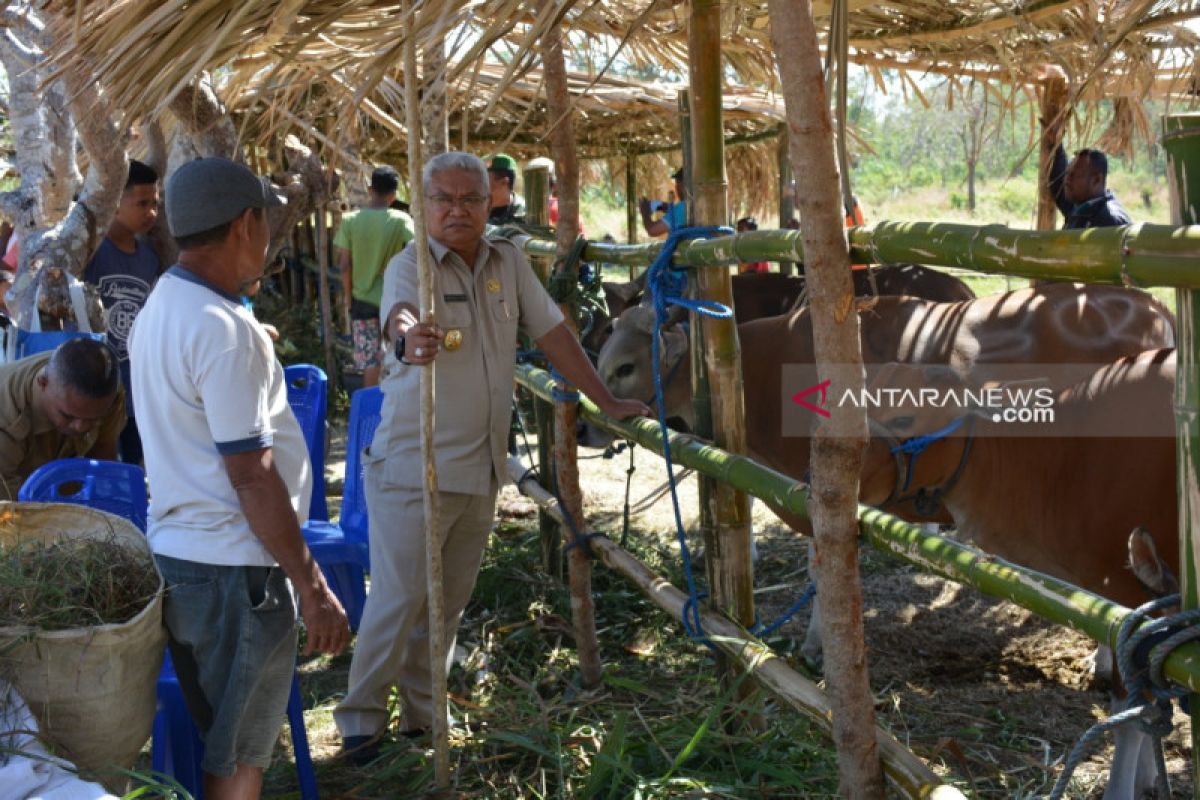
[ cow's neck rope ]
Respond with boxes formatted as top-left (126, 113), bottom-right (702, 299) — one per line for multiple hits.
top-left (875, 414), bottom-right (976, 517)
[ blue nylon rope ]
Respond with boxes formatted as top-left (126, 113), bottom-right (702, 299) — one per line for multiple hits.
top-left (645, 225), bottom-right (733, 648)
top-left (752, 583), bottom-right (818, 639)
top-left (890, 416), bottom-right (966, 494)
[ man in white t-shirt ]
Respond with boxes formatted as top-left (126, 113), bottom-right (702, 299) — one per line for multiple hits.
top-left (130, 157), bottom-right (349, 800)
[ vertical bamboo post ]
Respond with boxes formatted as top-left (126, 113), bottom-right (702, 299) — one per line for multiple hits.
top-left (402, 13), bottom-right (449, 786)
top-left (1037, 70), bottom-right (1068, 232)
top-left (769, 0), bottom-right (881, 795)
top-left (1163, 112), bottom-right (1200, 796)
top-left (626, 151), bottom-right (638, 254)
top-left (525, 166), bottom-right (562, 579)
top-left (778, 127), bottom-right (796, 275)
top-left (688, 0), bottom-right (757, 704)
top-left (314, 203), bottom-right (339, 388)
top-left (542, 16), bottom-right (602, 688)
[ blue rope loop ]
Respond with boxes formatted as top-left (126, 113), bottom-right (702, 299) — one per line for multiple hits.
top-left (1049, 594), bottom-right (1200, 800)
top-left (889, 416), bottom-right (966, 456)
top-left (643, 225), bottom-right (736, 651)
top-left (751, 583), bottom-right (818, 639)
top-left (562, 530), bottom-right (607, 556)
top-left (549, 367), bottom-right (581, 404)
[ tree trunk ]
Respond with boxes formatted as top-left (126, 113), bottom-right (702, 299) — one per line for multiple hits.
top-left (967, 158), bottom-right (977, 213)
top-left (542, 11), bottom-right (602, 691)
top-left (768, 1), bottom-right (882, 797)
top-left (169, 77), bottom-right (239, 160)
top-left (0, 4), bottom-right (126, 329)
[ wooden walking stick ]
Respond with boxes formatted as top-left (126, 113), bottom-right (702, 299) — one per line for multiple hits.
top-left (403, 8), bottom-right (450, 787)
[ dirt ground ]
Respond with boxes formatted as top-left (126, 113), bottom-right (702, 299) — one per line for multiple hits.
top-left (530, 433), bottom-right (1196, 798)
top-left (293, 417), bottom-right (1195, 799)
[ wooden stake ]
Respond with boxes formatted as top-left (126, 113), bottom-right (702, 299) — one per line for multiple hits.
top-left (403, 10), bottom-right (449, 787)
top-left (542, 13), bottom-right (602, 689)
top-left (1037, 69), bottom-right (1068, 232)
top-left (768, 0), bottom-right (881, 796)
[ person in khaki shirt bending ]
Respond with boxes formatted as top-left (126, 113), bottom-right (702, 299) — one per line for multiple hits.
top-left (0, 339), bottom-right (125, 500)
top-left (335, 151), bottom-right (650, 762)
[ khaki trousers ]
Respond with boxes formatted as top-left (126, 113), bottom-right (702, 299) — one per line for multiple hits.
top-left (333, 460), bottom-right (497, 737)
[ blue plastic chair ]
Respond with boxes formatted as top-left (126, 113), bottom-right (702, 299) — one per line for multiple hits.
top-left (18, 459), bottom-right (318, 800)
top-left (302, 386), bottom-right (381, 631)
top-left (16, 330), bottom-right (105, 358)
top-left (285, 364), bottom-right (329, 522)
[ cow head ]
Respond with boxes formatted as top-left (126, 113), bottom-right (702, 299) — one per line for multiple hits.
top-left (597, 303), bottom-right (693, 430)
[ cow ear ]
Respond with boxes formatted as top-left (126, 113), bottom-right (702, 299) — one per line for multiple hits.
top-left (608, 281), bottom-right (642, 306)
top-left (662, 326), bottom-right (688, 367)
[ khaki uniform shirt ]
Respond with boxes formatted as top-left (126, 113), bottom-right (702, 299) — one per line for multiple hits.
top-left (0, 351), bottom-right (126, 500)
top-left (371, 235), bottom-right (563, 495)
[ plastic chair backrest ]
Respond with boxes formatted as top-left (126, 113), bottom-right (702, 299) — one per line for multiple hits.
top-left (17, 330), bottom-right (105, 358)
top-left (284, 363), bottom-right (329, 522)
top-left (17, 458), bottom-right (148, 532)
top-left (340, 387), bottom-right (382, 545)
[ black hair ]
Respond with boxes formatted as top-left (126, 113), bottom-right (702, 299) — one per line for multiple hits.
top-left (371, 166), bottom-right (400, 196)
top-left (736, 216), bottom-right (758, 230)
top-left (489, 168), bottom-right (515, 189)
top-left (48, 338), bottom-right (120, 399)
top-left (126, 159), bottom-right (159, 189)
top-left (173, 207), bottom-right (263, 250)
top-left (1074, 148), bottom-right (1109, 181)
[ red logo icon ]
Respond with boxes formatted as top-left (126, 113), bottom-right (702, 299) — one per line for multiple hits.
top-left (791, 379), bottom-right (831, 418)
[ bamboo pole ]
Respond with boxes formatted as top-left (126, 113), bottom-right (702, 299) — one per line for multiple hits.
top-left (688, 0), bottom-right (757, 716)
top-left (504, 455), bottom-right (965, 800)
top-left (625, 150), bottom-right (637, 249)
top-left (769, 0), bottom-right (880, 795)
top-left (402, 13), bottom-right (449, 786)
top-left (510, 222), bottom-right (1200, 288)
top-left (1163, 112), bottom-right (1200, 796)
top-left (515, 364), bottom-right (1200, 694)
top-left (1036, 69), bottom-right (1068, 232)
top-left (541, 13), bottom-right (602, 689)
top-left (523, 165), bottom-right (561, 581)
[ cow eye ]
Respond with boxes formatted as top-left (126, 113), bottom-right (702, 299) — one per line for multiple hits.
top-left (889, 416), bottom-right (914, 431)
top-left (616, 363), bottom-right (635, 379)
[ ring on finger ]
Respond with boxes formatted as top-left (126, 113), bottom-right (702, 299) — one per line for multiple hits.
top-left (414, 347), bottom-right (424, 357)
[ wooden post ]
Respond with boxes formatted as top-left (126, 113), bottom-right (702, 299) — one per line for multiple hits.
top-left (1163, 112), bottom-right (1200, 797)
top-left (524, 165), bottom-right (561, 580)
top-left (313, 205), bottom-right (339, 387)
top-left (422, 36), bottom-right (449, 155)
top-left (625, 150), bottom-right (638, 268)
top-left (778, 127), bottom-right (797, 275)
top-left (688, 0), bottom-right (757, 715)
top-left (402, 10), bottom-right (449, 785)
top-left (1037, 69), bottom-right (1068, 232)
top-left (542, 14), bottom-right (602, 688)
top-left (769, 0), bottom-right (882, 796)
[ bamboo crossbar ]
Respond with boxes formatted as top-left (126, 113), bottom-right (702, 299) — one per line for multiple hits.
top-left (504, 455), bottom-right (965, 800)
top-left (514, 364), bottom-right (1200, 693)
top-left (508, 221), bottom-right (1200, 288)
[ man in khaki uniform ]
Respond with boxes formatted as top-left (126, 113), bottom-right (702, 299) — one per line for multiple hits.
top-left (335, 151), bottom-right (650, 761)
top-left (0, 338), bottom-right (125, 499)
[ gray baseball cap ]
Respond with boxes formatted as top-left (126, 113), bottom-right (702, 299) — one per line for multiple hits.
top-left (166, 157), bottom-right (285, 239)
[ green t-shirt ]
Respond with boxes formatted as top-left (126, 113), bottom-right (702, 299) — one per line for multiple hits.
top-left (333, 207), bottom-right (415, 308)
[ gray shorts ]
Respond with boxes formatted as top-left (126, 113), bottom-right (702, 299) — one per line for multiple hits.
top-left (155, 555), bottom-right (299, 777)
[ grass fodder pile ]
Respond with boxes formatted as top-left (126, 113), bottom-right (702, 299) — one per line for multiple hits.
top-left (0, 535), bottom-right (159, 630)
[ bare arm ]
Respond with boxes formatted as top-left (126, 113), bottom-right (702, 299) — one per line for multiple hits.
top-left (639, 197), bottom-right (669, 238)
top-left (223, 447), bottom-right (350, 656)
top-left (536, 322), bottom-right (651, 420)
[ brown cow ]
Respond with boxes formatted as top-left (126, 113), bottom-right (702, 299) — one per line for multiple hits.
top-left (599, 284), bottom-right (1174, 508)
top-left (857, 352), bottom-right (1178, 799)
top-left (582, 265), bottom-right (974, 361)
